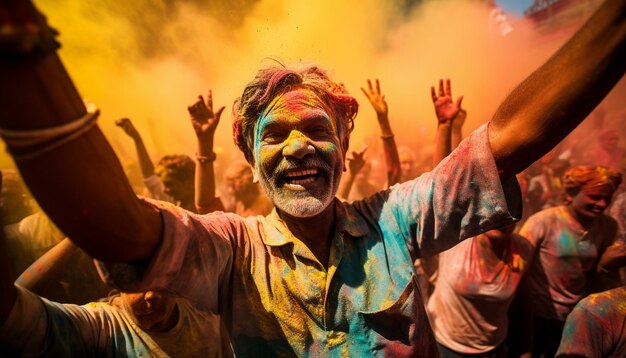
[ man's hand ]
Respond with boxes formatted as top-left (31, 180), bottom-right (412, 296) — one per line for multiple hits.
top-left (188, 90), bottom-right (225, 140)
top-left (431, 79), bottom-right (463, 126)
top-left (347, 146), bottom-right (368, 176)
top-left (361, 79), bottom-right (388, 118)
top-left (115, 117), bottom-right (141, 141)
top-left (598, 242), bottom-right (626, 272)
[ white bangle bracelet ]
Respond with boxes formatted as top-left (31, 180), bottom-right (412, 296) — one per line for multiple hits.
top-left (0, 100), bottom-right (100, 161)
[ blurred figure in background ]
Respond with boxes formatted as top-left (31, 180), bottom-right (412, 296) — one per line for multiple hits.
top-left (520, 165), bottom-right (625, 358)
top-left (222, 160), bottom-right (272, 217)
top-left (583, 128), bottom-right (624, 172)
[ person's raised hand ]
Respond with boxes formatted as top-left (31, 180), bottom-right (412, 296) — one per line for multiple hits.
top-left (115, 117), bottom-right (141, 140)
top-left (188, 90), bottom-right (225, 140)
top-left (431, 79), bottom-right (463, 125)
top-left (361, 79), bottom-right (388, 117)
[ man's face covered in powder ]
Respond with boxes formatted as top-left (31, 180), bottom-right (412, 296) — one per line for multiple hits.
top-left (570, 185), bottom-right (615, 219)
top-left (252, 88), bottom-right (344, 218)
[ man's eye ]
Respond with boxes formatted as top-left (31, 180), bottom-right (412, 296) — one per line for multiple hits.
top-left (308, 126), bottom-right (330, 136)
top-left (262, 131), bottom-right (283, 143)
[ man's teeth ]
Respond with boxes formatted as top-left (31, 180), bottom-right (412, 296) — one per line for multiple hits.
top-left (284, 169), bottom-right (318, 178)
top-left (289, 177), bottom-right (315, 185)
top-left (284, 169), bottom-right (319, 185)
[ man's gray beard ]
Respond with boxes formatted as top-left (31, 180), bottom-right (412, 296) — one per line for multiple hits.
top-left (259, 179), bottom-right (334, 218)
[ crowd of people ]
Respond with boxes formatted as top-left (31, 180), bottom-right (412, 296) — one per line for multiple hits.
top-left (0, 0), bottom-right (625, 357)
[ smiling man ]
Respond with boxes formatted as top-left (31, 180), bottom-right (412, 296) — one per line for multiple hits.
top-left (0, 0), bottom-right (626, 357)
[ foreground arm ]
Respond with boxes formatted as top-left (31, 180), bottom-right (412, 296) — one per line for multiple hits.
top-left (0, 2), bottom-right (162, 262)
top-left (361, 79), bottom-right (401, 186)
top-left (0, 170), bottom-right (16, 325)
top-left (188, 91), bottom-right (225, 214)
top-left (15, 238), bottom-right (78, 295)
top-left (488, 0), bottom-right (626, 180)
top-left (0, 232), bottom-right (16, 327)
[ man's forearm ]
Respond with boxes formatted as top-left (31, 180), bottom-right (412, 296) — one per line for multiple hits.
top-left (0, 6), bottom-right (162, 262)
top-left (0, 229), bottom-right (17, 326)
top-left (15, 238), bottom-right (77, 295)
top-left (488, 0), bottom-right (626, 179)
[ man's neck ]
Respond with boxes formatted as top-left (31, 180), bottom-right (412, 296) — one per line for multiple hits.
top-left (278, 203), bottom-right (336, 268)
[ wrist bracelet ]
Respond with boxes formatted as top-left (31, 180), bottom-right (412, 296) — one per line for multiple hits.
top-left (196, 152), bottom-right (216, 164)
top-left (1, 99), bottom-right (100, 161)
top-left (380, 133), bottom-right (394, 140)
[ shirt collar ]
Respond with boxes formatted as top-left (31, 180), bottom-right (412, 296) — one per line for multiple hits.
top-left (333, 198), bottom-right (370, 238)
top-left (261, 198), bottom-right (370, 247)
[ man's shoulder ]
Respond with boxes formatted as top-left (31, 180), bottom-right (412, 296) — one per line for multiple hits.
top-left (525, 206), bottom-right (563, 225)
top-left (576, 286), bottom-right (626, 318)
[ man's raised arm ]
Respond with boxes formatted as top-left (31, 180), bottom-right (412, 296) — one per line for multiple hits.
top-left (0, 1), bottom-right (162, 262)
top-left (488, 0), bottom-right (626, 180)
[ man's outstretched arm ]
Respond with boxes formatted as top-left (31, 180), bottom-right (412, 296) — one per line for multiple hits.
top-left (0, 2), bottom-right (162, 263)
top-left (488, 0), bottom-right (626, 180)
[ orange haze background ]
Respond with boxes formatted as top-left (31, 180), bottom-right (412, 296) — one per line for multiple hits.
top-left (2, 0), bottom-right (624, 183)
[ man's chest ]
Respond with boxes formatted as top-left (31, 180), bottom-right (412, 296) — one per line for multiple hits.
top-left (228, 234), bottom-right (429, 356)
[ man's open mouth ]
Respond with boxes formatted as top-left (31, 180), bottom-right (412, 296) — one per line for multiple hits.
top-left (283, 168), bottom-right (320, 186)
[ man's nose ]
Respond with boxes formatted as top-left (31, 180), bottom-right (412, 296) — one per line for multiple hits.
top-left (282, 132), bottom-right (315, 159)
